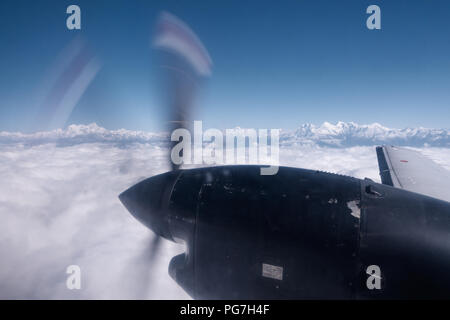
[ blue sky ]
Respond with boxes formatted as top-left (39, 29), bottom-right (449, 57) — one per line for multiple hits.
top-left (1, 0), bottom-right (450, 132)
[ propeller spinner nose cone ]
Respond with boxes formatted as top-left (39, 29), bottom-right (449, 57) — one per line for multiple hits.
top-left (119, 171), bottom-right (180, 240)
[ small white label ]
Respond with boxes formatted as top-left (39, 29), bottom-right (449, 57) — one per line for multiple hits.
top-left (262, 263), bottom-right (283, 280)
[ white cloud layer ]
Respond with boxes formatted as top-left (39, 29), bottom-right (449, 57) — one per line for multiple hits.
top-left (0, 126), bottom-right (449, 299)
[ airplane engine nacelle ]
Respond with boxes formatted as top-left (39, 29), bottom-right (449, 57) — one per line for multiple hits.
top-left (119, 165), bottom-right (450, 299)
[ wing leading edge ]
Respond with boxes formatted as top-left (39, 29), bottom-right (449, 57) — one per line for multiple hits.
top-left (376, 145), bottom-right (450, 203)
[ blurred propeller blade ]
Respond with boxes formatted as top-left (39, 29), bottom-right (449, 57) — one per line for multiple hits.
top-left (154, 11), bottom-right (212, 171)
top-left (147, 234), bottom-right (163, 268)
top-left (119, 11), bottom-right (212, 297)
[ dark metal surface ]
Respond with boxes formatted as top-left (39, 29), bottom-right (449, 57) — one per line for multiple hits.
top-left (119, 165), bottom-right (450, 299)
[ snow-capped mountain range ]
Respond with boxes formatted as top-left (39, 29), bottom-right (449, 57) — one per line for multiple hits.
top-left (280, 121), bottom-right (449, 147)
top-left (0, 121), bottom-right (449, 147)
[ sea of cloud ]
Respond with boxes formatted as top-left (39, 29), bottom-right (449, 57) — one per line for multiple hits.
top-left (0, 140), bottom-right (449, 299)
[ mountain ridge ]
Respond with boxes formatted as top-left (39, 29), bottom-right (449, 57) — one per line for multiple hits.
top-left (0, 122), bottom-right (448, 147)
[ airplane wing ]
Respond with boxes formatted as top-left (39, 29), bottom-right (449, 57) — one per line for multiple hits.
top-left (376, 145), bottom-right (450, 203)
